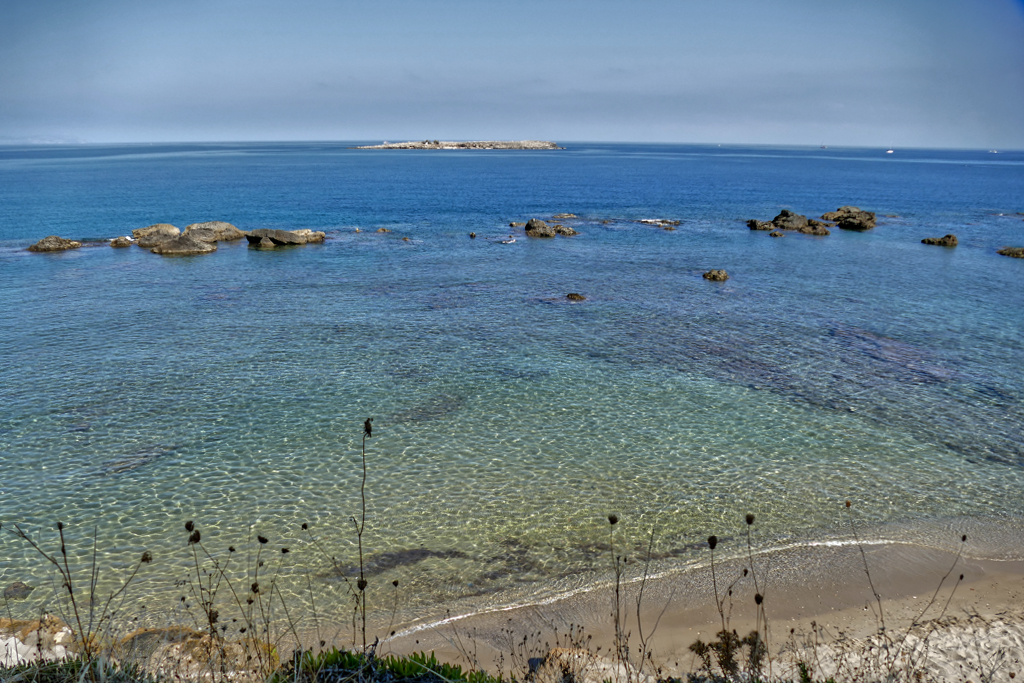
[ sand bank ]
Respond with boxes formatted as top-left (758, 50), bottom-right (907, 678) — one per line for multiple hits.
top-left (382, 540), bottom-right (1024, 681)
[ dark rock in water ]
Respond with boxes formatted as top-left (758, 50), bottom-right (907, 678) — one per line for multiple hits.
top-left (554, 224), bottom-right (578, 236)
top-left (469, 232), bottom-right (476, 238)
top-left (245, 228), bottom-right (307, 245)
top-left (747, 219), bottom-right (774, 231)
top-left (510, 222), bottom-right (525, 227)
top-left (772, 209), bottom-right (809, 231)
top-left (525, 218), bottom-right (556, 238)
top-left (376, 227), bottom-right (391, 233)
top-left (334, 548), bottom-right (469, 576)
top-left (770, 230), bottom-right (785, 237)
top-left (823, 205), bottom-right (876, 230)
top-left (110, 236), bottom-right (132, 248)
top-left (922, 234), bottom-right (958, 247)
top-left (703, 269), bottom-right (729, 281)
top-left (998, 247), bottom-right (1024, 258)
top-left (183, 221), bottom-right (246, 243)
top-left (552, 213), bottom-right (577, 219)
top-left (150, 234), bottom-right (217, 256)
top-left (4, 581), bottom-right (34, 600)
top-left (797, 221), bottom-right (831, 236)
top-left (566, 293), bottom-right (586, 301)
top-left (28, 236), bottom-right (82, 252)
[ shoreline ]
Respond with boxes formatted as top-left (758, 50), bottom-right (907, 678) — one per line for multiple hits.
top-left (380, 539), bottom-right (1024, 680)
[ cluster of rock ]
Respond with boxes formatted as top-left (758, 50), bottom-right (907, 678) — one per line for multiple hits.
top-left (524, 218), bottom-right (577, 238)
top-left (27, 221), bottom-right (326, 256)
top-left (998, 247), bottom-right (1024, 258)
top-left (703, 269), bottom-right (729, 281)
top-left (748, 206), bottom-right (876, 236)
top-left (821, 206), bottom-right (877, 231)
top-left (1, 615), bottom-right (73, 666)
top-left (355, 140), bottom-right (562, 150)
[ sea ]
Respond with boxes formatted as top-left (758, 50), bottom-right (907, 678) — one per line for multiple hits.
top-left (0, 142), bottom-right (1022, 637)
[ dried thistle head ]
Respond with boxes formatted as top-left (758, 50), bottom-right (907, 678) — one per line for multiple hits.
top-left (188, 530), bottom-right (201, 544)
top-left (257, 535), bottom-right (268, 544)
top-left (708, 535), bottom-right (718, 550)
top-left (755, 593), bottom-right (763, 605)
top-left (745, 513), bottom-right (755, 526)
top-left (251, 582), bottom-right (259, 594)
top-left (228, 546), bottom-right (236, 553)
top-left (140, 551), bottom-right (153, 564)
top-left (281, 548), bottom-right (289, 554)
top-left (392, 580), bottom-right (399, 588)
top-left (845, 500), bottom-right (852, 508)
top-left (608, 514), bottom-right (619, 526)
top-left (57, 522), bottom-right (63, 531)
top-left (185, 520), bottom-right (195, 532)
top-left (364, 417), bottom-right (373, 437)
top-left (302, 523), bottom-right (308, 530)
top-left (357, 579), bottom-right (368, 591)
top-left (962, 534), bottom-right (967, 542)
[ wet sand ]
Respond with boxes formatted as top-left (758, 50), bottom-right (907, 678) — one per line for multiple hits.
top-left (381, 541), bottom-right (1024, 680)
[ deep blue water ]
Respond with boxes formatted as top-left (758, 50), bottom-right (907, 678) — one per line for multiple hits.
top-left (0, 142), bottom-right (1022, 626)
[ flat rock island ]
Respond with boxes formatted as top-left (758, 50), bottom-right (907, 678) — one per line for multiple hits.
top-left (355, 140), bottom-right (561, 150)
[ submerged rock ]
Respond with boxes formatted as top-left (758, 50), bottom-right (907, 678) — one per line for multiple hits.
top-left (110, 236), bottom-right (133, 248)
top-left (703, 269), bottom-right (729, 281)
top-left (525, 218), bottom-right (556, 238)
top-left (566, 293), bottom-right (586, 301)
top-left (770, 230), bottom-right (785, 237)
top-left (552, 213), bottom-right (577, 219)
top-left (997, 247), bottom-right (1024, 258)
top-left (922, 234), bottom-right (958, 247)
top-left (3, 582), bottom-right (34, 600)
top-left (183, 221), bottom-right (246, 243)
top-left (28, 236), bottom-right (81, 252)
top-left (150, 234), bottom-right (217, 256)
top-left (553, 224), bottom-right (578, 236)
top-left (510, 222), bottom-right (525, 227)
top-left (747, 219), bottom-right (774, 231)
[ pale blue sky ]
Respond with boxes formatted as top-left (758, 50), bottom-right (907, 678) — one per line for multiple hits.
top-left (1, 0), bottom-right (1022, 147)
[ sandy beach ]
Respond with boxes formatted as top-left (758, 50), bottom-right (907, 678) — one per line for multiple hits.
top-left (383, 541), bottom-right (1024, 681)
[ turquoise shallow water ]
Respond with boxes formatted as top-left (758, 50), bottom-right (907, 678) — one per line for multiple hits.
top-left (0, 143), bottom-right (1022, 630)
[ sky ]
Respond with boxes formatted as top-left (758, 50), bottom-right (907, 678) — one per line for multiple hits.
top-left (1, 0), bottom-right (1023, 148)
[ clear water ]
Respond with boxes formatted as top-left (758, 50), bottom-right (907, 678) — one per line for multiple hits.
top-left (1, 143), bottom-right (1022, 630)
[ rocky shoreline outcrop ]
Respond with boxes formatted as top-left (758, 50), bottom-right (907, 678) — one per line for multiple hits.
top-left (27, 221), bottom-right (328, 257)
top-left (356, 140), bottom-right (562, 150)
